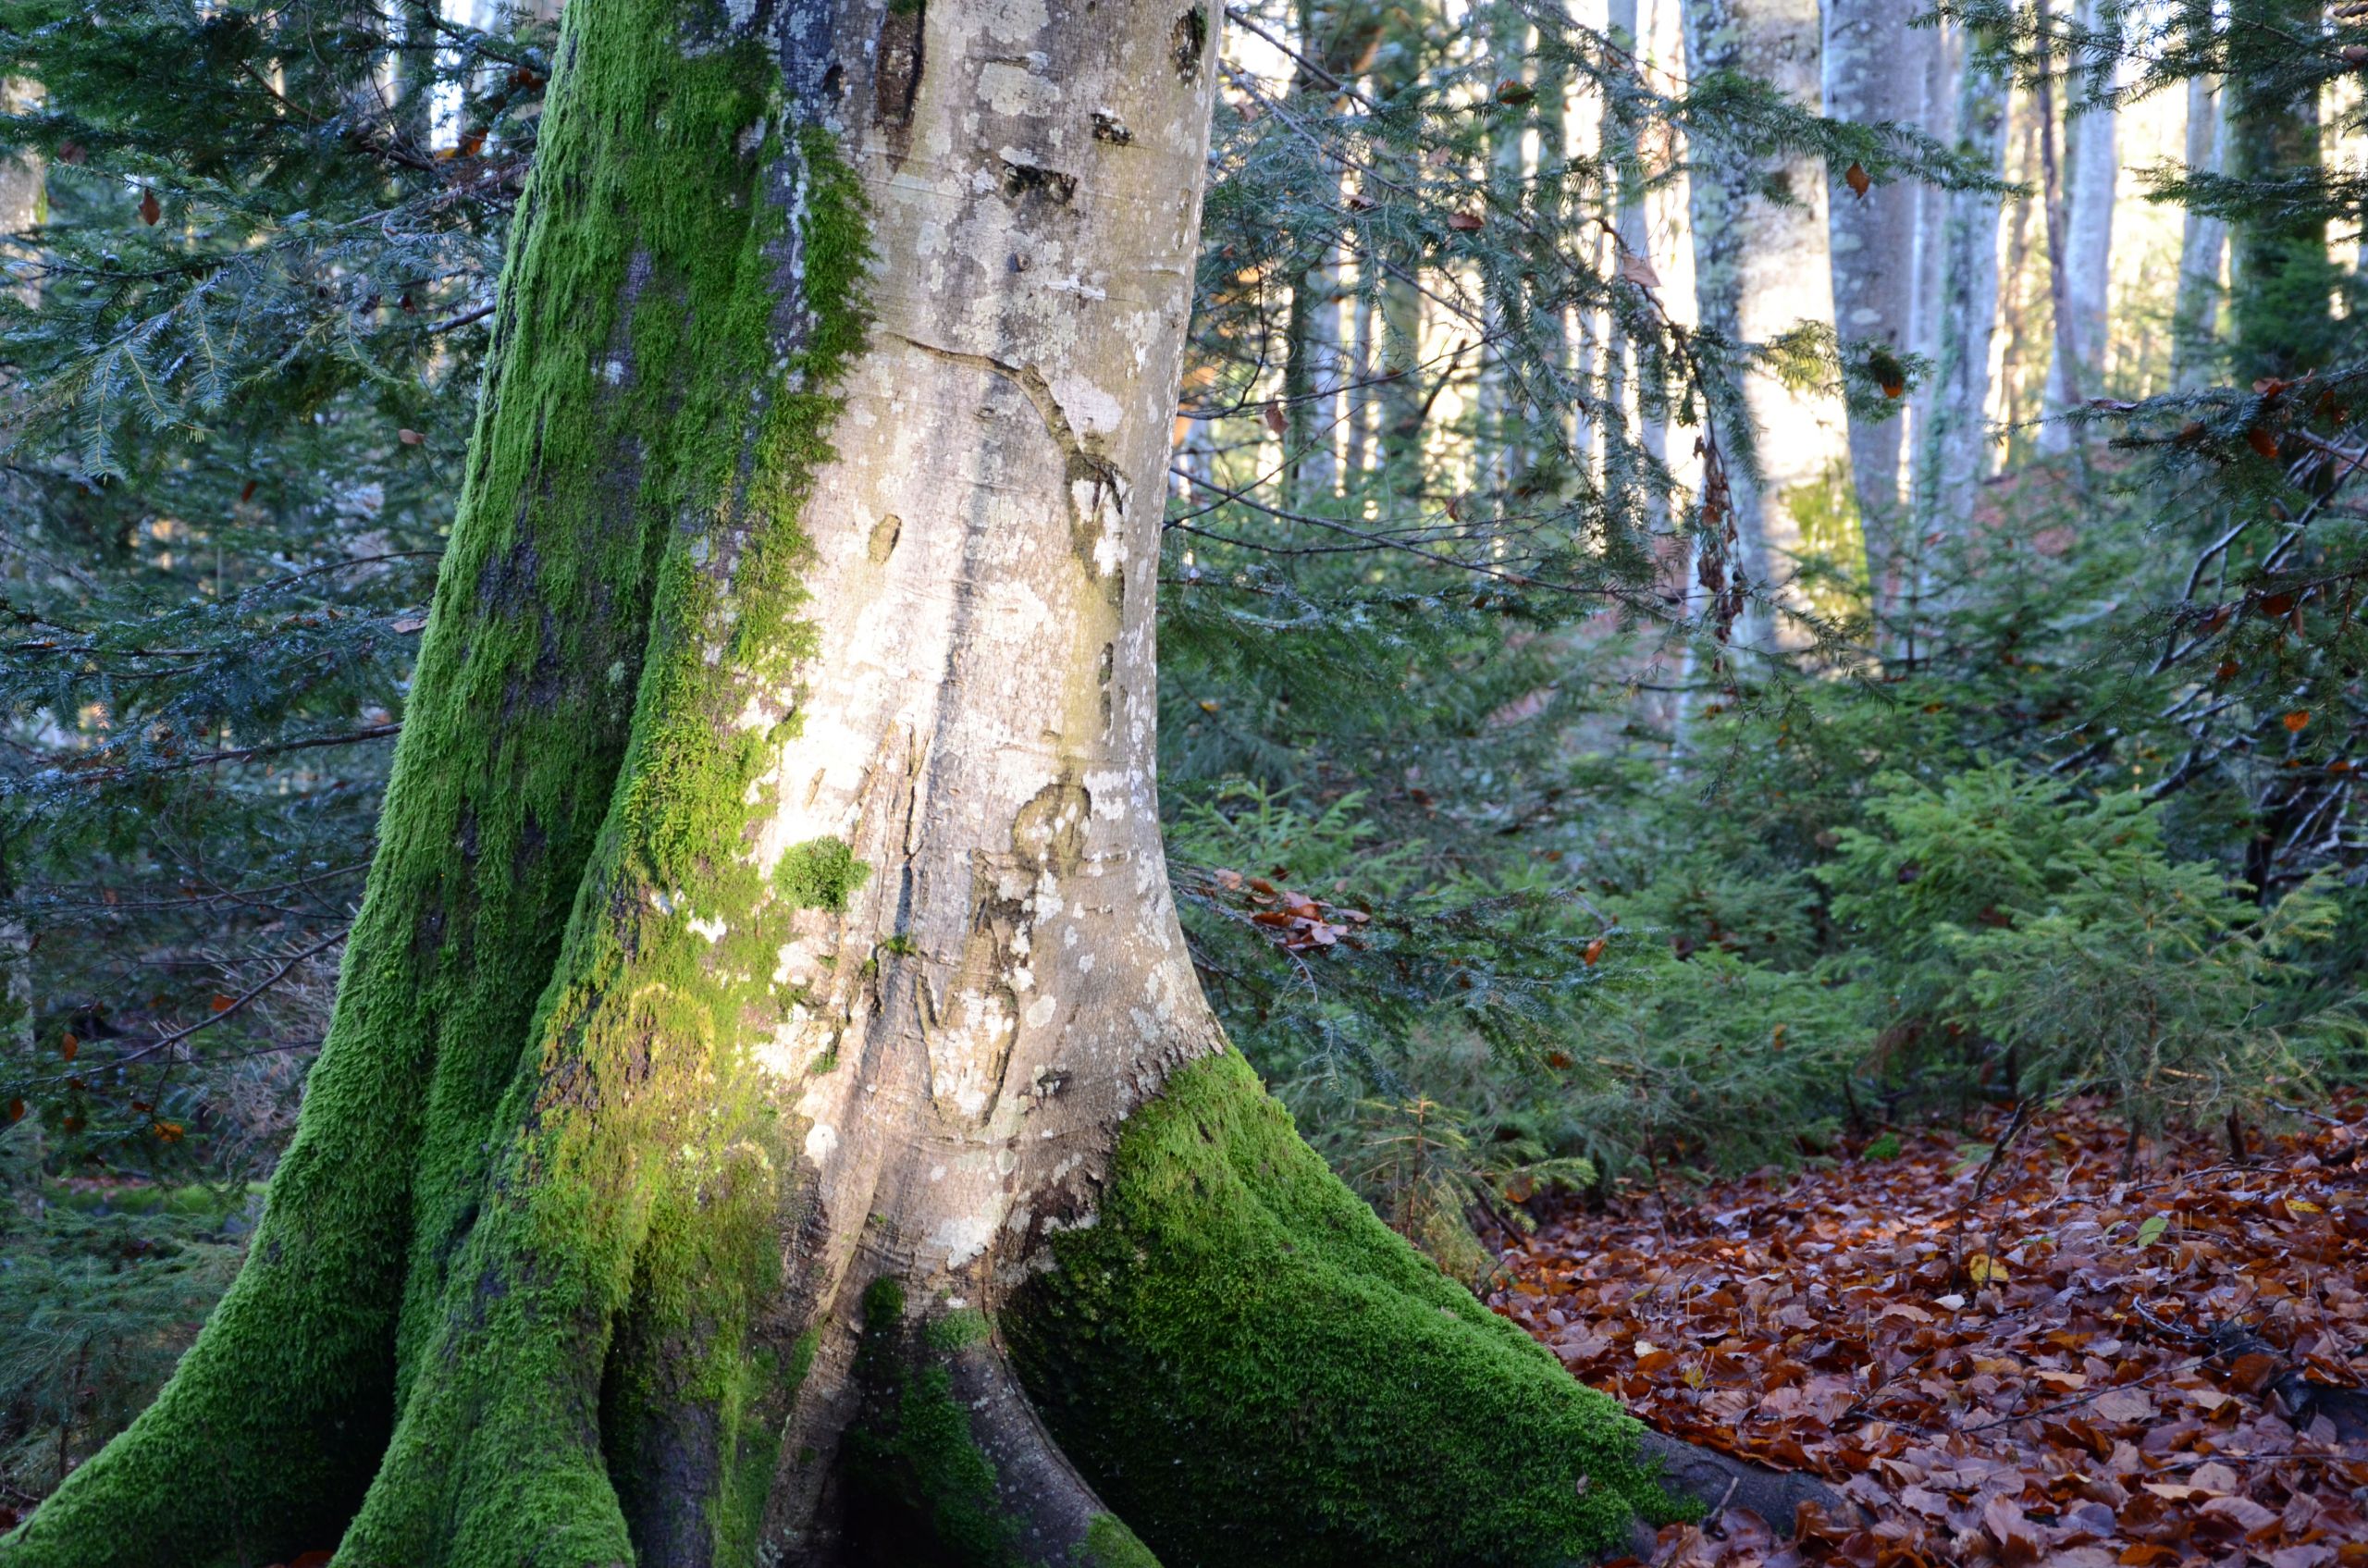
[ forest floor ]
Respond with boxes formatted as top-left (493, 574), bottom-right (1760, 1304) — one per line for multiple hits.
top-left (1491, 1097), bottom-right (2368, 1568)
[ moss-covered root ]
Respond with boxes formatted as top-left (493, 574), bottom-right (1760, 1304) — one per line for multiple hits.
top-left (841, 1281), bottom-right (1164, 1568)
top-left (1007, 1048), bottom-right (1688, 1568)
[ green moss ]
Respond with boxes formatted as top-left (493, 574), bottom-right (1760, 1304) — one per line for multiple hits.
top-left (774, 835), bottom-right (872, 912)
top-left (1079, 1515), bottom-right (1163, 1568)
top-left (923, 1305), bottom-right (993, 1352)
top-left (1007, 1049), bottom-right (1683, 1568)
top-left (844, 1289), bottom-right (1027, 1568)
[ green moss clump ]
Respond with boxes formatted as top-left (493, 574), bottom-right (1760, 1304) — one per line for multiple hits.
top-left (1079, 1515), bottom-right (1163, 1568)
top-left (924, 1306), bottom-right (993, 1352)
top-left (774, 836), bottom-right (872, 912)
top-left (1007, 1049), bottom-right (1682, 1568)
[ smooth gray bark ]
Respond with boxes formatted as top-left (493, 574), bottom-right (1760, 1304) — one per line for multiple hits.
top-left (1907, 27), bottom-right (2008, 649)
top-left (1680, 0), bottom-right (1844, 654)
top-left (2039, 0), bottom-right (2116, 455)
top-left (2172, 72), bottom-right (2226, 390)
top-left (1821, 0), bottom-right (1925, 630)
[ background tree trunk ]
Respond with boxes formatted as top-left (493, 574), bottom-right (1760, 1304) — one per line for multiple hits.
top-left (2172, 71), bottom-right (2227, 391)
top-left (1680, 0), bottom-right (1844, 654)
top-left (2038, 0), bottom-right (2116, 457)
top-left (1821, 0), bottom-right (1924, 637)
top-left (1907, 25), bottom-right (2008, 656)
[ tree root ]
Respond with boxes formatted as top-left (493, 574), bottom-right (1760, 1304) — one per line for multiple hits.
top-left (1631, 1430), bottom-right (1859, 1547)
top-left (830, 1281), bottom-right (1158, 1567)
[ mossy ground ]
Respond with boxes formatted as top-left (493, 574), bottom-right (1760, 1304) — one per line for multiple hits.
top-left (1009, 1049), bottom-right (1684, 1568)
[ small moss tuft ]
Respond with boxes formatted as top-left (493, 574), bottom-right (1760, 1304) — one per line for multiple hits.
top-left (773, 836), bottom-right (872, 912)
top-left (923, 1306), bottom-right (992, 1352)
top-left (1079, 1513), bottom-right (1164, 1568)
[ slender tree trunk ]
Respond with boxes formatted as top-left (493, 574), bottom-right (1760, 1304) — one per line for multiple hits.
top-left (1, 6), bottom-right (1787, 1566)
top-left (2038, 0), bottom-right (2115, 456)
top-left (2172, 71), bottom-right (2227, 390)
top-left (1821, 0), bottom-right (1923, 637)
top-left (1680, 0), bottom-right (1844, 654)
top-left (1907, 23), bottom-right (2008, 655)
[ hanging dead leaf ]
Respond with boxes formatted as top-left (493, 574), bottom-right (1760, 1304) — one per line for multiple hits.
top-left (4, 1099), bottom-right (20, 1122)
top-left (1261, 401), bottom-right (1286, 435)
top-left (138, 188), bottom-right (160, 226)
top-left (210, 994), bottom-right (235, 1013)
top-left (1446, 210), bottom-right (1485, 232)
top-left (1618, 252), bottom-right (1660, 290)
top-left (1583, 937), bottom-right (1606, 966)
top-left (1844, 161), bottom-right (1871, 199)
top-left (2284, 710), bottom-right (2312, 732)
top-left (2246, 426), bottom-right (2281, 460)
top-left (1494, 77), bottom-right (1536, 105)
top-left (59, 1033), bottom-right (77, 1062)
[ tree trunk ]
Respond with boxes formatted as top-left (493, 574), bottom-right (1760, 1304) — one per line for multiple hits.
top-left (2171, 71), bottom-right (2226, 391)
top-left (1821, 0), bottom-right (1922, 632)
top-left (1680, 0), bottom-right (1844, 654)
top-left (0, 5), bottom-right (1732, 1566)
top-left (1907, 24), bottom-right (2008, 655)
top-left (2038, 0), bottom-right (2115, 457)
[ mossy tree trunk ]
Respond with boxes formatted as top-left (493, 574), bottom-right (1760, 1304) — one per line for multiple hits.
top-left (1, 5), bottom-right (1740, 1566)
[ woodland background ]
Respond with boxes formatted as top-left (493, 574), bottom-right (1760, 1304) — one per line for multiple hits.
top-left (0, 0), bottom-right (2365, 1557)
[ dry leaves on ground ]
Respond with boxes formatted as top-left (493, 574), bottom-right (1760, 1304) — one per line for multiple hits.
top-left (1491, 1096), bottom-right (2368, 1567)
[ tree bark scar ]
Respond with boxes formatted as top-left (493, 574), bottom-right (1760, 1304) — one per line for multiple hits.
top-left (873, 1), bottom-right (924, 134)
top-left (1168, 6), bottom-right (1208, 79)
top-left (883, 331), bottom-right (1130, 588)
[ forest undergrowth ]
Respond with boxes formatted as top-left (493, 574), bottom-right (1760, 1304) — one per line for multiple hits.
top-left (1497, 1096), bottom-right (2368, 1567)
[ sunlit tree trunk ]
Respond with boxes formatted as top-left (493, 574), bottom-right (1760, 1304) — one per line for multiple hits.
top-left (0, 5), bottom-right (1745, 1566)
top-left (1680, 0), bottom-right (1844, 654)
top-left (2172, 71), bottom-right (2227, 390)
top-left (2038, 0), bottom-right (2115, 456)
top-left (1821, 0), bottom-right (1923, 636)
top-left (1907, 25), bottom-right (2007, 653)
